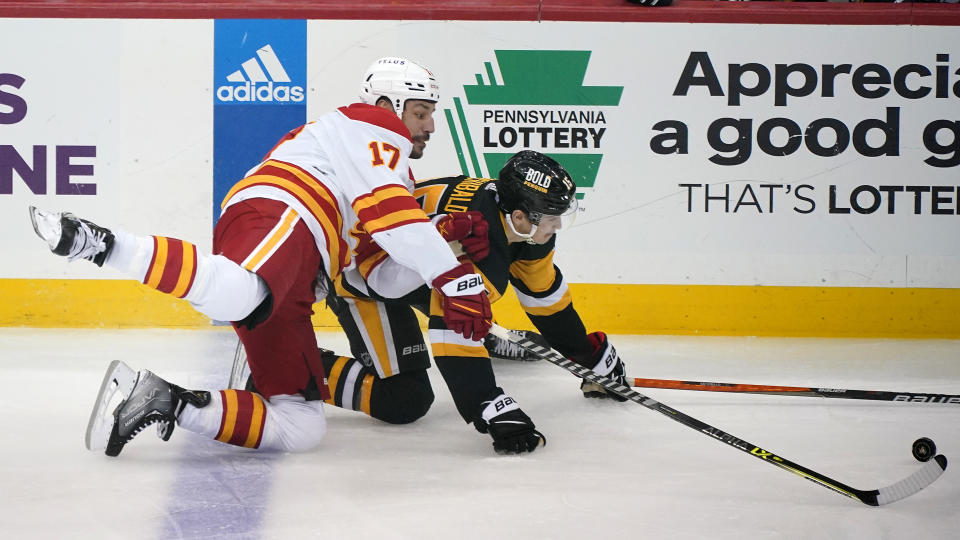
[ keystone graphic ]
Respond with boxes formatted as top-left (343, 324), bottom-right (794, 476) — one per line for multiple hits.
top-left (446, 50), bottom-right (623, 198)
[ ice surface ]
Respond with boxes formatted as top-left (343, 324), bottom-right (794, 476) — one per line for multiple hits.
top-left (1, 328), bottom-right (958, 539)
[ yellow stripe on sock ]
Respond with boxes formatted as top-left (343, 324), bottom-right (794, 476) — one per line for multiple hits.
top-left (144, 236), bottom-right (169, 289)
top-left (170, 242), bottom-right (196, 299)
top-left (324, 356), bottom-right (349, 406)
top-left (217, 389), bottom-right (239, 444)
top-left (243, 394), bottom-right (265, 448)
top-left (359, 374), bottom-right (374, 415)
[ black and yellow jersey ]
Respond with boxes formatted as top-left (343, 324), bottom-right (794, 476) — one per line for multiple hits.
top-left (413, 175), bottom-right (593, 362)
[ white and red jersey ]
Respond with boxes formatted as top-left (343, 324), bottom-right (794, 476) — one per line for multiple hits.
top-left (220, 103), bottom-right (458, 295)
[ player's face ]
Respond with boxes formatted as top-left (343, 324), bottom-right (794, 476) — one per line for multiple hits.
top-left (401, 100), bottom-right (436, 159)
top-left (530, 214), bottom-right (562, 243)
top-left (511, 211), bottom-right (561, 244)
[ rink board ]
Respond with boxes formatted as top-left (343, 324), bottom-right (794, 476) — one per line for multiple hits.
top-left (2, 279), bottom-right (958, 338)
top-left (1, 8), bottom-right (958, 335)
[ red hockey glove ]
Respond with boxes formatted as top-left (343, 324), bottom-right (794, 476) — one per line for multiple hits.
top-left (432, 262), bottom-right (492, 340)
top-left (434, 211), bottom-right (490, 261)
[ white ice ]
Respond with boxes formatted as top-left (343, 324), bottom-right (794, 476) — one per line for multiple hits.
top-left (1, 328), bottom-right (958, 539)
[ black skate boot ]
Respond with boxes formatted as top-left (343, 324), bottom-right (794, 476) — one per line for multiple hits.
top-left (28, 206), bottom-right (115, 266)
top-left (85, 360), bottom-right (211, 457)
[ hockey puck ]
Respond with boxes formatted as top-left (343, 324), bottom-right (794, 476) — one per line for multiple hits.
top-left (912, 437), bottom-right (936, 462)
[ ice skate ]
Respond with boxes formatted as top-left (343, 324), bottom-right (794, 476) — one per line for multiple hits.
top-left (28, 206), bottom-right (115, 266)
top-left (484, 329), bottom-right (545, 362)
top-left (85, 360), bottom-right (210, 457)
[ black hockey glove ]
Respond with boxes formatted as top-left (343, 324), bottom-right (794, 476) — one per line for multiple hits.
top-left (473, 389), bottom-right (546, 454)
top-left (579, 331), bottom-right (629, 402)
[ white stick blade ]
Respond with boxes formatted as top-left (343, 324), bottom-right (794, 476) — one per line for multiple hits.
top-left (875, 455), bottom-right (948, 505)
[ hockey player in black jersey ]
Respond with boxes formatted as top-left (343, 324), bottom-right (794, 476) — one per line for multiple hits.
top-left (312, 151), bottom-right (627, 454)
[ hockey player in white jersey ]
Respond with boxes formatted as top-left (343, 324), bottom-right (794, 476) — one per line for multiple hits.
top-left (29, 57), bottom-right (492, 457)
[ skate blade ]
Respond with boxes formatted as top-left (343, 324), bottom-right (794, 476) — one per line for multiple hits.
top-left (27, 206), bottom-right (62, 250)
top-left (85, 360), bottom-right (137, 453)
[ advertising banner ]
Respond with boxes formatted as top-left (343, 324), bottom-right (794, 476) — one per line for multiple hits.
top-left (1, 17), bottom-right (957, 333)
top-left (1, 19), bottom-right (212, 280)
top-left (302, 21), bottom-right (960, 288)
top-left (213, 19), bottom-right (306, 224)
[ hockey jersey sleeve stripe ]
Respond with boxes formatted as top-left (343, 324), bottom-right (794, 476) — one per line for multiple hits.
top-left (362, 210), bottom-right (432, 236)
top-left (509, 252), bottom-right (559, 294)
top-left (513, 268), bottom-right (571, 309)
top-left (142, 236), bottom-right (199, 299)
top-left (224, 160), bottom-right (348, 275)
top-left (240, 207), bottom-right (300, 273)
top-left (518, 287), bottom-right (573, 317)
top-left (352, 185), bottom-right (415, 211)
top-left (352, 185), bottom-right (430, 234)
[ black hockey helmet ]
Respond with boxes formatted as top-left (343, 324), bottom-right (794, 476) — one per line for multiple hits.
top-left (496, 150), bottom-right (577, 224)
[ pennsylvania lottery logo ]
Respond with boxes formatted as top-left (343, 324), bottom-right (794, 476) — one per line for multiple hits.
top-left (216, 43), bottom-right (305, 104)
top-left (445, 50), bottom-right (623, 201)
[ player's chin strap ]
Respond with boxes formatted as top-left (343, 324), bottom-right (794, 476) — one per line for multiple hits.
top-left (504, 213), bottom-right (539, 244)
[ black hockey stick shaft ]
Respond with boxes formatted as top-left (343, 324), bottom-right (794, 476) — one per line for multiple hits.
top-left (631, 377), bottom-right (960, 405)
top-left (489, 326), bottom-right (947, 506)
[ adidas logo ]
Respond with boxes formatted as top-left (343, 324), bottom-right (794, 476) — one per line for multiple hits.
top-left (216, 44), bottom-right (305, 103)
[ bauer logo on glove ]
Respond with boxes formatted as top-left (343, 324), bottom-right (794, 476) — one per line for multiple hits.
top-left (456, 275), bottom-right (484, 292)
top-left (438, 272), bottom-right (485, 296)
top-left (493, 395), bottom-right (517, 414)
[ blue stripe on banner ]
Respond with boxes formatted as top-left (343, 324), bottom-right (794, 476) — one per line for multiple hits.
top-left (213, 19), bottom-right (307, 225)
top-left (213, 105), bottom-right (305, 221)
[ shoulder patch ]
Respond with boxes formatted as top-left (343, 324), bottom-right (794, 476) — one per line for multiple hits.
top-left (337, 103), bottom-right (412, 142)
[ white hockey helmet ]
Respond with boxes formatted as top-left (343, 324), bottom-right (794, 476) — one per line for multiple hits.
top-left (359, 57), bottom-right (440, 115)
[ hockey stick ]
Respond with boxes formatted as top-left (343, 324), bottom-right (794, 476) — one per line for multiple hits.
top-left (228, 338), bottom-right (249, 390)
top-left (489, 325), bottom-right (948, 506)
top-left (631, 377), bottom-right (960, 405)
